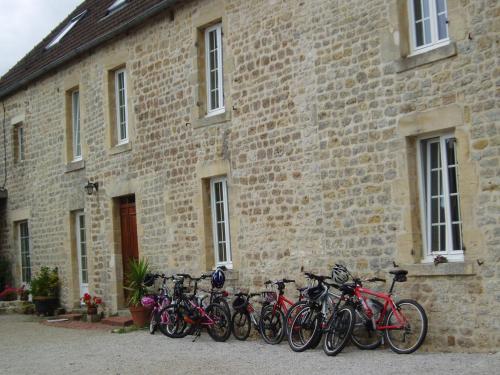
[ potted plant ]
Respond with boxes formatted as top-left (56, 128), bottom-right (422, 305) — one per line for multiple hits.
top-left (29, 267), bottom-right (59, 316)
top-left (125, 258), bottom-right (152, 327)
top-left (81, 293), bottom-right (103, 322)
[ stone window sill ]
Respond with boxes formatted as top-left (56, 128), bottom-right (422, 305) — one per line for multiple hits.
top-left (402, 260), bottom-right (476, 277)
top-left (109, 141), bottom-right (132, 156)
top-left (394, 42), bottom-right (457, 73)
top-left (65, 159), bottom-right (85, 173)
top-left (224, 269), bottom-right (239, 281)
top-left (193, 110), bottom-right (231, 129)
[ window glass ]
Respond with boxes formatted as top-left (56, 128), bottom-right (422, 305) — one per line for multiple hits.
top-left (421, 135), bottom-right (463, 258)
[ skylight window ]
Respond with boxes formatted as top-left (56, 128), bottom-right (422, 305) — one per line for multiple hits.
top-left (108, 0), bottom-right (127, 13)
top-left (46, 10), bottom-right (87, 49)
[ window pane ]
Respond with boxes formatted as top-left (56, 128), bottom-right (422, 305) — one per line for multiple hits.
top-left (431, 197), bottom-right (439, 223)
top-left (431, 226), bottom-right (439, 251)
top-left (218, 242), bottom-right (226, 262)
top-left (414, 0), bottom-right (422, 20)
top-left (430, 170), bottom-right (441, 196)
top-left (448, 166), bottom-right (457, 194)
top-left (450, 195), bottom-right (460, 222)
top-left (437, 13), bottom-right (448, 40)
top-left (436, 0), bottom-right (446, 13)
top-left (446, 138), bottom-right (456, 165)
top-left (452, 223), bottom-right (462, 251)
top-left (82, 270), bottom-right (88, 284)
top-left (209, 30), bottom-right (216, 51)
top-left (416, 22), bottom-right (424, 47)
top-left (439, 225), bottom-right (446, 251)
top-left (430, 142), bottom-right (440, 168)
top-left (422, 0), bottom-right (430, 18)
top-left (424, 19), bottom-right (432, 45)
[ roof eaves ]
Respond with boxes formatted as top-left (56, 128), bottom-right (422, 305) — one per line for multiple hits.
top-left (0, 0), bottom-right (181, 101)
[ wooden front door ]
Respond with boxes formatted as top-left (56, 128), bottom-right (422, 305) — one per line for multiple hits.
top-left (119, 196), bottom-right (138, 298)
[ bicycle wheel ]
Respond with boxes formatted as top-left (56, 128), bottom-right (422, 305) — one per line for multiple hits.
top-left (351, 299), bottom-right (383, 350)
top-left (259, 304), bottom-right (286, 345)
top-left (285, 301), bottom-right (307, 335)
top-left (232, 311), bottom-right (251, 341)
top-left (149, 310), bottom-right (159, 335)
top-left (206, 303), bottom-right (231, 342)
top-left (213, 296), bottom-right (231, 316)
top-left (323, 305), bottom-right (355, 356)
top-left (287, 305), bottom-right (320, 352)
top-left (158, 305), bottom-right (189, 338)
top-left (384, 299), bottom-right (428, 354)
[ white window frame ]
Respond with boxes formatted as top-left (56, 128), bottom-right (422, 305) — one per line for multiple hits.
top-left (71, 90), bottom-right (82, 161)
top-left (204, 23), bottom-right (225, 117)
top-left (408, 0), bottom-right (449, 55)
top-left (417, 133), bottom-right (464, 263)
top-left (19, 221), bottom-right (31, 284)
top-left (210, 177), bottom-right (232, 268)
top-left (115, 68), bottom-right (128, 145)
top-left (46, 10), bottom-right (87, 49)
top-left (17, 125), bottom-right (25, 162)
top-left (76, 211), bottom-right (89, 299)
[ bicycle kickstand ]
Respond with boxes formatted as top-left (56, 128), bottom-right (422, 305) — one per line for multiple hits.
top-left (192, 327), bottom-right (201, 342)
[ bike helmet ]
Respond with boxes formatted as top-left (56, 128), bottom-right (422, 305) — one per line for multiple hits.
top-left (232, 296), bottom-right (247, 311)
top-left (331, 264), bottom-right (349, 286)
top-left (141, 296), bottom-right (155, 308)
top-left (211, 268), bottom-right (226, 289)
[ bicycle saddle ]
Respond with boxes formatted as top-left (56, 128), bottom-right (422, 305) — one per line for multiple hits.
top-left (389, 270), bottom-right (408, 276)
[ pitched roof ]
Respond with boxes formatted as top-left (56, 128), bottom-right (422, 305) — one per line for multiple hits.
top-left (0, 0), bottom-right (181, 100)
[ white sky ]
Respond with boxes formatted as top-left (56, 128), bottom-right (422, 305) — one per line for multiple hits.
top-left (0, 0), bottom-right (83, 77)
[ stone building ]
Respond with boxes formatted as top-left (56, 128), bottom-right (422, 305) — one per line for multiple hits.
top-left (0, 0), bottom-right (498, 352)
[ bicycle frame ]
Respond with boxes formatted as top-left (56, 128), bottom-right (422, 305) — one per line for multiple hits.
top-left (354, 286), bottom-right (406, 330)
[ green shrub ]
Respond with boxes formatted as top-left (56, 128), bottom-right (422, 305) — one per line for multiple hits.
top-left (28, 267), bottom-right (59, 297)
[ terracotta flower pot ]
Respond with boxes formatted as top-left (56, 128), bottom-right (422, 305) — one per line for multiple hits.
top-left (129, 305), bottom-right (151, 327)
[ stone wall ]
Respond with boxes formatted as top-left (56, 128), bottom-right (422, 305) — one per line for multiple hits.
top-left (0, 0), bottom-right (498, 352)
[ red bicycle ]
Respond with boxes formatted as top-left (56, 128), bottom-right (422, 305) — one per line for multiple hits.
top-left (258, 279), bottom-right (302, 344)
top-left (350, 269), bottom-right (428, 354)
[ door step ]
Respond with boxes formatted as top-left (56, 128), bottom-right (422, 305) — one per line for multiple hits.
top-left (101, 316), bottom-right (133, 327)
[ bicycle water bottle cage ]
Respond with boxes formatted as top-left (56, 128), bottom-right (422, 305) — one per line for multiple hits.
top-left (390, 269), bottom-right (408, 282)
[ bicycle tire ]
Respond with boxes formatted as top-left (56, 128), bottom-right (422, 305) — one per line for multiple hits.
top-left (384, 299), bottom-right (428, 354)
top-left (287, 305), bottom-right (320, 352)
top-left (213, 296), bottom-right (231, 316)
top-left (149, 310), bottom-right (159, 335)
top-left (206, 303), bottom-right (232, 342)
top-left (158, 305), bottom-right (189, 338)
top-left (259, 304), bottom-right (286, 345)
top-left (322, 304), bottom-right (355, 356)
top-left (232, 311), bottom-right (251, 341)
top-left (285, 300), bottom-right (307, 335)
top-left (351, 299), bottom-right (383, 350)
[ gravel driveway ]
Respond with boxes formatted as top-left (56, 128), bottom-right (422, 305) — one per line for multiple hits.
top-left (1, 315), bottom-right (498, 375)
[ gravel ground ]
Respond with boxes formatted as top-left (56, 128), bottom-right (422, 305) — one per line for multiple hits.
top-left (1, 314), bottom-right (498, 375)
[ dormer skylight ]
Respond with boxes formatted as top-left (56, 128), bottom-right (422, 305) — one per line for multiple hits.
top-left (108, 0), bottom-right (127, 14)
top-left (46, 10), bottom-right (87, 49)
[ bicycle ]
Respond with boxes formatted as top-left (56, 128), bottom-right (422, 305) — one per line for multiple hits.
top-left (141, 273), bottom-right (173, 335)
top-left (287, 271), bottom-right (355, 356)
top-left (349, 269), bottom-right (428, 354)
top-left (162, 272), bottom-right (232, 342)
top-left (258, 279), bottom-right (301, 345)
top-left (231, 291), bottom-right (270, 340)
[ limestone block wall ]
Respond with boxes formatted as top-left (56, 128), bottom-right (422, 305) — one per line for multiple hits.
top-left (0, 0), bottom-right (498, 351)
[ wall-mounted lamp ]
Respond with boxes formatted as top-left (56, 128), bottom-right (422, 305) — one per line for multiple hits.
top-left (84, 180), bottom-right (99, 195)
